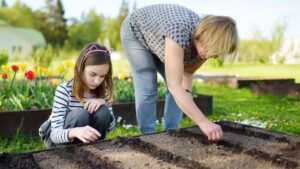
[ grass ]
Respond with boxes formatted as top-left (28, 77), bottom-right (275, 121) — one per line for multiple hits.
top-left (0, 134), bottom-right (44, 153)
top-left (1, 82), bottom-right (299, 153)
top-left (196, 83), bottom-right (300, 135)
top-left (198, 62), bottom-right (300, 83)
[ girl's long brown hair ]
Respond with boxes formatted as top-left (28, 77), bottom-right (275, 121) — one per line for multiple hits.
top-left (72, 43), bottom-right (113, 105)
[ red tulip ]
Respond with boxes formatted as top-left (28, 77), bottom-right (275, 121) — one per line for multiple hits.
top-left (1, 73), bottom-right (8, 79)
top-left (25, 71), bottom-right (35, 80)
top-left (11, 65), bottom-right (19, 72)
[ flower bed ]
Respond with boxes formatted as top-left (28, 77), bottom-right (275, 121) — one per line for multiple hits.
top-left (0, 64), bottom-right (213, 136)
top-left (0, 64), bottom-right (56, 111)
top-left (0, 94), bottom-right (212, 136)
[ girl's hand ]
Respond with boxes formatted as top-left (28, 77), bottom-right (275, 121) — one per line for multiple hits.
top-left (85, 98), bottom-right (106, 113)
top-left (69, 126), bottom-right (101, 143)
top-left (198, 120), bottom-right (223, 142)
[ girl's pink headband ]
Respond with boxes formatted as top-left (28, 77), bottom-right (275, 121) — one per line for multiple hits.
top-left (83, 45), bottom-right (111, 58)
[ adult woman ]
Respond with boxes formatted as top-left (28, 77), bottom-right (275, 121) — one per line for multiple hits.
top-left (120, 4), bottom-right (238, 141)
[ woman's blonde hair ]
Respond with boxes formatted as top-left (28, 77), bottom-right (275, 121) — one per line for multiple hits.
top-left (193, 15), bottom-right (239, 60)
top-left (72, 43), bottom-right (113, 105)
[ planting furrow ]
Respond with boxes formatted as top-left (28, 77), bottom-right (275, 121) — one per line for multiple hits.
top-left (113, 136), bottom-right (209, 169)
top-left (84, 142), bottom-right (184, 169)
top-left (0, 153), bottom-right (40, 169)
top-left (0, 121), bottom-right (299, 169)
top-left (33, 150), bottom-right (88, 169)
top-left (141, 129), bottom-right (286, 169)
top-left (41, 145), bottom-right (120, 169)
top-left (218, 121), bottom-right (300, 144)
top-left (180, 128), bottom-right (298, 169)
top-left (223, 131), bottom-right (300, 165)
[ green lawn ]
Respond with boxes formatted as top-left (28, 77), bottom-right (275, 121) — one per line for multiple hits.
top-left (1, 82), bottom-right (299, 153)
top-left (198, 62), bottom-right (300, 83)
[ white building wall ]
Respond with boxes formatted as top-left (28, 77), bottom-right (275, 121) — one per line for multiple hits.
top-left (0, 28), bottom-right (33, 60)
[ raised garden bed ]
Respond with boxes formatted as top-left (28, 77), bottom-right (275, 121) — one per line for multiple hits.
top-left (193, 74), bottom-right (237, 88)
top-left (237, 78), bottom-right (296, 88)
top-left (193, 74), bottom-right (296, 89)
top-left (251, 84), bottom-right (300, 97)
top-left (1, 121), bottom-right (299, 169)
top-left (114, 94), bottom-right (212, 125)
top-left (0, 94), bottom-right (212, 136)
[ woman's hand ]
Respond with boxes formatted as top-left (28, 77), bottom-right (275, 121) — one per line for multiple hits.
top-left (84, 98), bottom-right (106, 113)
top-left (68, 126), bottom-right (101, 143)
top-left (164, 37), bottom-right (222, 142)
top-left (198, 119), bottom-right (223, 141)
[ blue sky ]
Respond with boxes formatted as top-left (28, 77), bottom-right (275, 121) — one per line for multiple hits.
top-left (8, 0), bottom-right (300, 40)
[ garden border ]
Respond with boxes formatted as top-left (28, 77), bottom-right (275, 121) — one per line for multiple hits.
top-left (237, 78), bottom-right (295, 88)
top-left (193, 74), bottom-right (296, 88)
top-left (251, 84), bottom-right (300, 97)
top-left (0, 94), bottom-right (212, 136)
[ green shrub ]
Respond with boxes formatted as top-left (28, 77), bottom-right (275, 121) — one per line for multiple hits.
top-left (0, 50), bottom-right (9, 66)
top-left (113, 78), bottom-right (135, 102)
top-left (31, 44), bottom-right (57, 68)
top-left (238, 22), bottom-right (286, 64)
top-left (113, 78), bottom-right (168, 103)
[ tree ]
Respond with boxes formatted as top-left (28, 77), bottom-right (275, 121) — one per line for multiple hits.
top-left (1, 0), bottom-right (7, 7)
top-left (0, 1), bottom-right (35, 27)
top-left (65, 9), bottom-right (104, 50)
top-left (238, 22), bottom-right (287, 64)
top-left (34, 0), bottom-right (68, 46)
top-left (52, 0), bottom-right (68, 46)
top-left (103, 0), bottom-right (129, 50)
top-left (34, 9), bottom-right (49, 40)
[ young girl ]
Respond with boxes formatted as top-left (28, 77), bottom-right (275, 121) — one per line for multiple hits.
top-left (39, 43), bottom-right (115, 148)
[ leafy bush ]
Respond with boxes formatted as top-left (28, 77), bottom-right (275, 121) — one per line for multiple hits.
top-left (113, 78), bottom-right (135, 102)
top-left (113, 78), bottom-right (168, 103)
top-left (238, 22), bottom-right (286, 64)
top-left (31, 44), bottom-right (57, 68)
top-left (0, 50), bottom-right (9, 66)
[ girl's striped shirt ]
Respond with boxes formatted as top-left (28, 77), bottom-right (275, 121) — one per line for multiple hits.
top-left (48, 80), bottom-right (115, 144)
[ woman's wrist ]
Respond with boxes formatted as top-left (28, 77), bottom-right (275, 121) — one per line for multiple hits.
top-left (194, 115), bottom-right (209, 126)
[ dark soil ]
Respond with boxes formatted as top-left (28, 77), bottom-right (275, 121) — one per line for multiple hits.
top-left (113, 136), bottom-right (208, 169)
top-left (0, 121), bottom-right (299, 169)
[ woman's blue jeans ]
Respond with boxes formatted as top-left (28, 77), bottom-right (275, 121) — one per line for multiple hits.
top-left (120, 16), bottom-right (183, 134)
